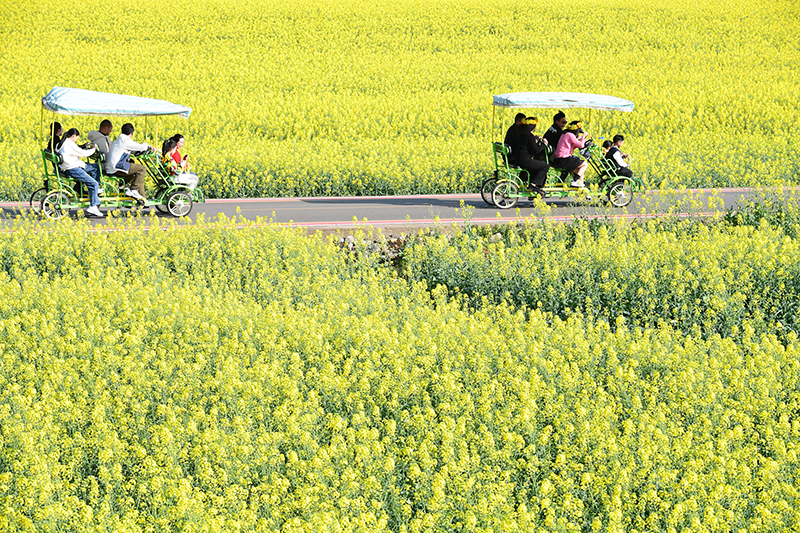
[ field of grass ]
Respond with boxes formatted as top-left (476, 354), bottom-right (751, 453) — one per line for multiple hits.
top-left (0, 0), bottom-right (798, 200)
top-left (1, 201), bottom-right (799, 531)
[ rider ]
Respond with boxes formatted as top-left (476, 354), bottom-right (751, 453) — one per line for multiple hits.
top-left (58, 128), bottom-right (104, 218)
top-left (161, 138), bottom-right (199, 190)
top-left (605, 134), bottom-right (633, 177)
top-left (504, 116), bottom-right (549, 191)
top-left (552, 120), bottom-right (589, 188)
top-left (105, 123), bottom-right (153, 201)
top-left (543, 111), bottom-right (567, 153)
top-left (87, 119), bottom-right (113, 158)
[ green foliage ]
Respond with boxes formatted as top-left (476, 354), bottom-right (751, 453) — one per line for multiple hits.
top-left (402, 208), bottom-right (800, 341)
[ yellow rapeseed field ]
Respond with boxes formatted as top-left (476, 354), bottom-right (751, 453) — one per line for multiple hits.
top-left (0, 0), bottom-right (798, 199)
top-left (0, 209), bottom-right (799, 531)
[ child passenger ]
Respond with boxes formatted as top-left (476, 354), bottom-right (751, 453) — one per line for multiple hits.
top-left (605, 134), bottom-right (633, 177)
top-left (161, 138), bottom-right (199, 190)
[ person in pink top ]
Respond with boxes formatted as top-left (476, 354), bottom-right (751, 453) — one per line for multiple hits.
top-left (552, 120), bottom-right (589, 188)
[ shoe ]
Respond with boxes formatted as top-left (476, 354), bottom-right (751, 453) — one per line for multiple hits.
top-left (86, 205), bottom-right (104, 218)
top-left (97, 188), bottom-right (104, 196)
top-left (125, 188), bottom-right (145, 200)
top-left (570, 179), bottom-right (585, 188)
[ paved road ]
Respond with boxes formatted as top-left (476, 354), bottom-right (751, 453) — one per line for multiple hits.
top-left (0, 188), bottom-right (783, 233)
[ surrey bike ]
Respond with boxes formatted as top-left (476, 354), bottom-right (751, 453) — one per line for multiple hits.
top-left (482, 92), bottom-right (645, 209)
top-left (33, 87), bottom-right (205, 218)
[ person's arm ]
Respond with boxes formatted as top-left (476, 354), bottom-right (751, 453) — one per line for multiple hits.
top-left (121, 136), bottom-right (151, 152)
top-left (613, 150), bottom-right (628, 168)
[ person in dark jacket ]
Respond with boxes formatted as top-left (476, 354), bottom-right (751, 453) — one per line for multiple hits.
top-left (504, 117), bottom-right (549, 190)
top-left (605, 134), bottom-right (633, 177)
top-left (543, 111), bottom-right (567, 152)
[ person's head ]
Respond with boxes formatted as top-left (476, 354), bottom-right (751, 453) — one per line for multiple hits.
top-left (162, 138), bottom-right (177, 155)
top-left (602, 140), bottom-right (612, 150)
top-left (522, 116), bottom-right (538, 132)
top-left (170, 134), bottom-right (185, 150)
top-left (514, 113), bottom-right (526, 125)
top-left (564, 120), bottom-right (584, 136)
top-left (613, 134), bottom-right (625, 146)
top-left (63, 128), bottom-right (80, 141)
top-left (553, 111), bottom-right (566, 129)
top-left (50, 122), bottom-right (63, 137)
top-left (121, 123), bottom-right (135, 136)
top-left (99, 119), bottom-right (113, 135)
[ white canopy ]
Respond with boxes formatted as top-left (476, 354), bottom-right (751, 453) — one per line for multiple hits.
top-left (492, 92), bottom-right (634, 112)
top-left (41, 87), bottom-right (192, 118)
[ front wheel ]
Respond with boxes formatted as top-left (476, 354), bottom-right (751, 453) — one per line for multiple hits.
top-left (606, 180), bottom-right (633, 208)
top-left (481, 177), bottom-right (498, 206)
top-left (41, 191), bottom-right (70, 220)
top-left (491, 181), bottom-right (519, 209)
top-left (29, 187), bottom-right (48, 215)
top-left (166, 190), bottom-right (193, 217)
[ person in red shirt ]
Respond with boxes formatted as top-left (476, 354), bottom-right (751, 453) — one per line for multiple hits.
top-left (169, 134), bottom-right (191, 171)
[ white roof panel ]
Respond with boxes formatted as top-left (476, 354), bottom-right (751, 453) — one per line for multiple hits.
top-left (42, 87), bottom-right (192, 118)
top-left (493, 92), bottom-right (634, 112)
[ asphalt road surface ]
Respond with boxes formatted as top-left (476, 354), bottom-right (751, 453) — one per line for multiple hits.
top-left (0, 188), bottom-right (787, 233)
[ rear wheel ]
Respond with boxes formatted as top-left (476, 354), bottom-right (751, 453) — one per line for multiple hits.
top-left (607, 180), bottom-right (633, 208)
top-left (491, 181), bottom-right (519, 209)
top-left (29, 187), bottom-right (48, 215)
top-left (41, 191), bottom-right (70, 220)
top-left (167, 190), bottom-right (193, 217)
top-left (481, 177), bottom-right (498, 206)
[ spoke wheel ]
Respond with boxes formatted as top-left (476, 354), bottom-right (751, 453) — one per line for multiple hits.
top-left (167, 190), bottom-right (193, 217)
top-left (41, 191), bottom-right (70, 220)
top-left (607, 180), bottom-right (633, 208)
top-left (491, 181), bottom-right (519, 210)
top-left (29, 187), bottom-right (48, 215)
top-left (481, 177), bottom-right (498, 206)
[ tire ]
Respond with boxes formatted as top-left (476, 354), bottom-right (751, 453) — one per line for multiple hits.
top-left (491, 181), bottom-right (519, 209)
top-left (607, 180), bottom-right (633, 208)
top-left (41, 191), bottom-right (70, 220)
top-left (166, 190), bottom-right (193, 217)
top-left (481, 177), bottom-right (498, 206)
top-left (29, 187), bottom-right (48, 215)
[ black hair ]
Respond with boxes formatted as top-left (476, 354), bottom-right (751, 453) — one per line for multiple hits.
top-left (121, 123), bottom-right (135, 135)
top-left (99, 119), bottom-right (113, 129)
top-left (553, 111), bottom-right (566, 122)
top-left (602, 140), bottom-right (612, 149)
top-left (613, 134), bottom-right (625, 143)
top-left (514, 113), bottom-right (526, 123)
top-left (48, 122), bottom-right (64, 151)
top-left (64, 128), bottom-right (80, 138)
top-left (162, 138), bottom-right (177, 154)
top-left (170, 133), bottom-right (185, 143)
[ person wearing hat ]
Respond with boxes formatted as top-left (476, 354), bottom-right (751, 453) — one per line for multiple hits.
top-left (553, 120), bottom-right (589, 188)
top-left (504, 116), bottom-right (549, 191)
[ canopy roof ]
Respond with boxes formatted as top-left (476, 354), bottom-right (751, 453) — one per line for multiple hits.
top-left (492, 92), bottom-right (634, 112)
top-left (41, 87), bottom-right (192, 118)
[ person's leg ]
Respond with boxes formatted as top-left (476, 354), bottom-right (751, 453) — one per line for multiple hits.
top-left (63, 167), bottom-right (99, 206)
top-left (571, 161), bottom-right (589, 187)
top-left (85, 163), bottom-right (100, 184)
top-left (617, 167), bottom-right (633, 178)
top-left (525, 161), bottom-right (548, 189)
top-left (125, 163), bottom-right (147, 198)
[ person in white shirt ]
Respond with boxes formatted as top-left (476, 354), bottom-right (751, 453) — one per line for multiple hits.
top-left (604, 135), bottom-right (633, 178)
top-left (87, 119), bottom-right (113, 158)
top-left (58, 128), bottom-right (104, 218)
top-left (105, 123), bottom-right (153, 201)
